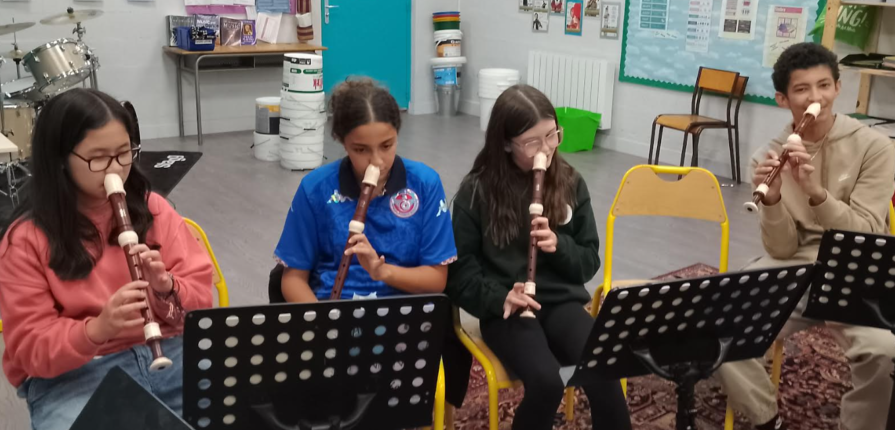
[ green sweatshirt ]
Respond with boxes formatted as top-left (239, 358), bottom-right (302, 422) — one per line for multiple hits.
top-left (446, 175), bottom-right (599, 321)
top-left (753, 114), bottom-right (895, 263)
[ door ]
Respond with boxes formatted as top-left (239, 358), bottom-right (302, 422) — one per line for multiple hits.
top-left (322, 0), bottom-right (412, 108)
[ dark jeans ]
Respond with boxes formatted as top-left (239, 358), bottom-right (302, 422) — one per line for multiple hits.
top-left (481, 301), bottom-right (631, 430)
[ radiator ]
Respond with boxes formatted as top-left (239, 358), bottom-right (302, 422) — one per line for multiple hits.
top-left (527, 51), bottom-right (615, 129)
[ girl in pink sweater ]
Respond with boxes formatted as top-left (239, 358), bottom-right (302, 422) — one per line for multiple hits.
top-left (0, 89), bottom-right (214, 430)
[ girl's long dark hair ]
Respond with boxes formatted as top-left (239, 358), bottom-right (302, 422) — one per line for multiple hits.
top-left (459, 84), bottom-right (578, 248)
top-left (0, 88), bottom-right (154, 280)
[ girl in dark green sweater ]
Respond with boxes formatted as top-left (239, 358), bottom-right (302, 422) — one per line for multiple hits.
top-left (447, 85), bottom-right (630, 430)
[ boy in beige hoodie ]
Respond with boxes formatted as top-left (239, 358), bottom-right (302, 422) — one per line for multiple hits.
top-left (717, 42), bottom-right (895, 430)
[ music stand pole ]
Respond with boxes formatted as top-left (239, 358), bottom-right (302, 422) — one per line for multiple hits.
top-left (801, 229), bottom-right (895, 430)
top-left (568, 264), bottom-right (816, 430)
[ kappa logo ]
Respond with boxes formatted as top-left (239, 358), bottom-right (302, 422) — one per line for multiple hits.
top-left (327, 190), bottom-right (352, 204)
top-left (153, 155), bottom-right (186, 169)
top-left (436, 199), bottom-right (449, 217)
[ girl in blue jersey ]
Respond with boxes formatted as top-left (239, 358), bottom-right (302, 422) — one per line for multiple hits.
top-left (274, 78), bottom-right (457, 302)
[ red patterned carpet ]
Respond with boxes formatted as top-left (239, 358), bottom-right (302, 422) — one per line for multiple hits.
top-left (452, 264), bottom-right (852, 430)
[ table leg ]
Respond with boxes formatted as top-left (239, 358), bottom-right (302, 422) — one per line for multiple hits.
top-left (194, 55), bottom-right (204, 146)
top-left (177, 56), bottom-right (184, 138)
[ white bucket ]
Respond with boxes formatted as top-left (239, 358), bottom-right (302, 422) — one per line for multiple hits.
top-left (280, 141), bottom-right (324, 170)
top-left (283, 53), bottom-right (323, 93)
top-left (280, 91), bottom-right (326, 103)
top-left (255, 97), bottom-right (281, 135)
top-left (480, 96), bottom-right (498, 132)
top-left (434, 30), bottom-right (462, 57)
top-left (281, 114), bottom-right (327, 132)
top-left (281, 106), bottom-right (326, 120)
top-left (478, 68), bottom-right (521, 131)
top-left (252, 132), bottom-right (280, 162)
top-left (280, 122), bottom-right (325, 138)
top-left (280, 92), bottom-right (326, 118)
top-left (280, 134), bottom-right (325, 146)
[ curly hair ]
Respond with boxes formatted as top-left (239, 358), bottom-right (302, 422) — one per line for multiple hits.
top-left (772, 42), bottom-right (840, 94)
top-left (328, 78), bottom-right (402, 142)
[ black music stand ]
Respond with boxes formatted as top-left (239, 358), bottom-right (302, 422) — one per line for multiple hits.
top-left (802, 229), bottom-right (895, 430)
top-left (69, 366), bottom-right (193, 430)
top-left (183, 294), bottom-right (449, 430)
top-left (569, 265), bottom-right (815, 430)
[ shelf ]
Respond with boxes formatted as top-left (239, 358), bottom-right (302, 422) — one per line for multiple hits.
top-left (841, 0), bottom-right (895, 6)
top-left (841, 65), bottom-right (895, 78)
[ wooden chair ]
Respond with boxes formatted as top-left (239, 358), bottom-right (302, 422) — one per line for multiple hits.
top-left (648, 68), bottom-right (748, 183)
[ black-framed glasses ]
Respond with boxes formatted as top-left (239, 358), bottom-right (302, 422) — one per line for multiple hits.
top-left (71, 145), bottom-right (141, 172)
top-left (514, 127), bottom-right (563, 158)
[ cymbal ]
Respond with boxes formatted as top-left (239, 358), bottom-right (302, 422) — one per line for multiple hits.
top-left (4, 48), bottom-right (26, 60)
top-left (0, 22), bottom-right (35, 37)
top-left (40, 9), bottom-right (103, 25)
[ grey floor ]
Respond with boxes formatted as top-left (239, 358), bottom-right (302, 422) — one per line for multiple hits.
top-left (0, 113), bottom-right (763, 429)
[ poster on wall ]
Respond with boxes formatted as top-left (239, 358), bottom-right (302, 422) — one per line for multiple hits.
top-left (566, 0), bottom-right (583, 35)
top-left (533, 0), bottom-right (549, 12)
top-left (600, 2), bottom-right (620, 38)
top-left (585, 0), bottom-right (600, 17)
top-left (639, 0), bottom-right (669, 30)
top-left (763, 5), bottom-right (807, 67)
top-left (719, 0), bottom-right (759, 40)
top-left (686, 0), bottom-right (713, 52)
top-left (519, 0), bottom-right (534, 12)
top-left (550, 0), bottom-right (566, 14)
top-left (532, 11), bottom-right (549, 32)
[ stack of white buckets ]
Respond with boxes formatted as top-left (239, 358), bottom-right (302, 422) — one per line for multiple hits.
top-left (279, 53), bottom-right (326, 170)
top-left (478, 69), bottom-right (520, 131)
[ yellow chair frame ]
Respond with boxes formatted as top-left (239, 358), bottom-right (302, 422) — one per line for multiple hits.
top-left (449, 306), bottom-right (532, 430)
top-left (183, 218), bottom-right (230, 308)
top-left (590, 165), bottom-right (730, 409)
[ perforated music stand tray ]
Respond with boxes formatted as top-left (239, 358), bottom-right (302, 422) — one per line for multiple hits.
top-left (183, 294), bottom-right (449, 430)
top-left (802, 229), bottom-right (895, 430)
top-left (569, 265), bottom-right (815, 430)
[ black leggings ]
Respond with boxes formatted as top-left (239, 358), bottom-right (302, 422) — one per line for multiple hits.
top-left (480, 301), bottom-right (631, 430)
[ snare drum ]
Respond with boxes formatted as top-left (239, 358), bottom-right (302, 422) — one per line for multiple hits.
top-left (1, 102), bottom-right (35, 160)
top-left (24, 39), bottom-right (94, 96)
top-left (1, 77), bottom-right (42, 102)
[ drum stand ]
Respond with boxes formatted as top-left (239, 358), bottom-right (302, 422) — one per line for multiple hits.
top-left (72, 21), bottom-right (99, 89)
top-left (1, 55), bottom-right (9, 139)
top-left (0, 160), bottom-right (29, 207)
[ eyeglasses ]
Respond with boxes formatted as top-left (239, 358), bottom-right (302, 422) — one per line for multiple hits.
top-left (514, 127), bottom-right (563, 158)
top-left (71, 145), bottom-right (141, 172)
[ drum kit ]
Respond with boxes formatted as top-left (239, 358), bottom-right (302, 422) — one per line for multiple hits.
top-left (0, 8), bottom-right (103, 207)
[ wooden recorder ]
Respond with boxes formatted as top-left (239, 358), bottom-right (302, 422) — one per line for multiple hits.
top-left (331, 165), bottom-right (381, 300)
top-left (521, 152), bottom-right (548, 318)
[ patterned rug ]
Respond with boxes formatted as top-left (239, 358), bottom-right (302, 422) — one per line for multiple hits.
top-left (452, 264), bottom-right (852, 430)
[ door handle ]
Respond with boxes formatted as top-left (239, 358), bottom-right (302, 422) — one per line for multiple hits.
top-left (325, 0), bottom-right (340, 24)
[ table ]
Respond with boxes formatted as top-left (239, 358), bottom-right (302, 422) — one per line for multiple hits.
top-left (0, 133), bottom-right (17, 161)
top-left (163, 43), bottom-right (326, 145)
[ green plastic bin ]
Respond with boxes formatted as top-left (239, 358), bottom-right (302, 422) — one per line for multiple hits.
top-left (556, 107), bottom-right (601, 153)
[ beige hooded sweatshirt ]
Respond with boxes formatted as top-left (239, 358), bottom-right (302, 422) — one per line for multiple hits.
top-left (751, 114), bottom-right (895, 264)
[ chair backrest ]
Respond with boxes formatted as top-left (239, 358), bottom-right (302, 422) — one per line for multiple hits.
top-left (695, 67), bottom-right (739, 94)
top-left (603, 165), bottom-right (731, 291)
top-left (691, 67), bottom-right (745, 122)
top-left (183, 218), bottom-right (229, 307)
